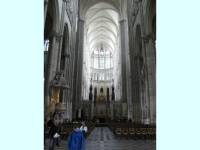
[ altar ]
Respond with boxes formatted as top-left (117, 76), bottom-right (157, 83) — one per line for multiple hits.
top-left (94, 95), bottom-right (110, 122)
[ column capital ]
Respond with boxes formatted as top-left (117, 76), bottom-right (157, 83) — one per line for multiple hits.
top-left (50, 31), bottom-right (63, 41)
top-left (78, 18), bottom-right (85, 23)
top-left (119, 19), bottom-right (127, 23)
top-left (134, 0), bottom-right (142, 4)
top-left (141, 33), bottom-right (155, 43)
top-left (63, 0), bottom-right (70, 3)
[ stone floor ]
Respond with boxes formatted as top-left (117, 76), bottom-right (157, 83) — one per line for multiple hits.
top-left (44, 127), bottom-right (156, 150)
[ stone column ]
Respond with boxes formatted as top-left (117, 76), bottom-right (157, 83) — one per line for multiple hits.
top-left (91, 101), bottom-right (94, 120)
top-left (56, 0), bottom-right (66, 72)
top-left (110, 101), bottom-right (114, 120)
top-left (89, 87), bottom-right (94, 120)
top-left (54, 0), bottom-right (67, 110)
top-left (70, 17), bottom-right (77, 119)
top-left (69, 101), bottom-right (72, 121)
top-left (68, 37), bottom-right (74, 120)
top-left (137, 2), bottom-right (155, 124)
top-left (119, 20), bottom-right (127, 103)
top-left (44, 31), bottom-right (61, 116)
top-left (145, 36), bottom-right (156, 125)
top-left (74, 18), bottom-right (85, 118)
top-left (138, 1), bottom-right (154, 125)
top-left (44, 0), bottom-right (49, 26)
top-left (119, 19), bottom-right (133, 120)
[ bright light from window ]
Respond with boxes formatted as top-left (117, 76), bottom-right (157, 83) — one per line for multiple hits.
top-left (44, 39), bottom-right (49, 51)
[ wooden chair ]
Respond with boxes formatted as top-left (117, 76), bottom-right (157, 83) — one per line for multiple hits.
top-left (135, 128), bottom-right (142, 139)
top-left (141, 128), bottom-right (148, 139)
top-left (122, 128), bottom-right (129, 138)
top-left (115, 128), bottom-right (122, 137)
top-left (128, 128), bottom-right (135, 139)
top-left (60, 126), bottom-right (67, 139)
top-left (152, 127), bottom-right (156, 140)
top-left (147, 128), bottom-right (153, 139)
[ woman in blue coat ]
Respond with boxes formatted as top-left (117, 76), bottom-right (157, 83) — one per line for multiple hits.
top-left (68, 125), bottom-right (85, 150)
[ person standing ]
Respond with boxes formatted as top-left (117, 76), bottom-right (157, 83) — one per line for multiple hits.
top-left (80, 122), bottom-right (88, 138)
top-left (48, 120), bottom-right (60, 150)
top-left (68, 125), bottom-right (85, 150)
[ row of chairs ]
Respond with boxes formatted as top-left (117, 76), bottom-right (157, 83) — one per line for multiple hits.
top-left (45, 123), bottom-right (95, 139)
top-left (113, 127), bottom-right (156, 139)
top-left (60, 125), bottom-right (73, 139)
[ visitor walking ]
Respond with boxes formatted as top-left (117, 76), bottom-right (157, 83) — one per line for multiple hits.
top-left (68, 125), bottom-right (85, 150)
top-left (80, 122), bottom-right (88, 138)
top-left (48, 120), bottom-right (60, 150)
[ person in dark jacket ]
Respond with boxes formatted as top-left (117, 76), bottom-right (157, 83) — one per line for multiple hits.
top-left (68, 125), bottom-right (85, 150)
top-left (48, 120), bottom-right (60, 150)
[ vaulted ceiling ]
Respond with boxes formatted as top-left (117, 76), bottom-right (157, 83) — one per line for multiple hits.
top-left (85, 2), bottom-right (120, 56)
top-left (80, 0), bottom-right (120, 14)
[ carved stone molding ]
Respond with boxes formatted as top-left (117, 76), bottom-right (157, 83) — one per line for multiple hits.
top-left (50, 31), bottom-right (63, 41)
top-left (63, 0), bottom-right (70, 3)
top-left (132, 9), bottom-right (138, 17)
top-left (64, 53), bottom-right (70, 58)
top-left (65, 0), bottom-right (73, 13)
top-left (119, 19), bottom-right (126, 23)
top-left (50, 71), bottom-right (69, 89)
top-left (134, 0), bottom-right (142, 4)
top-left (78, 18), bottom-right (85, 23)
top-left (142, 33), bottom-right (155, 43)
